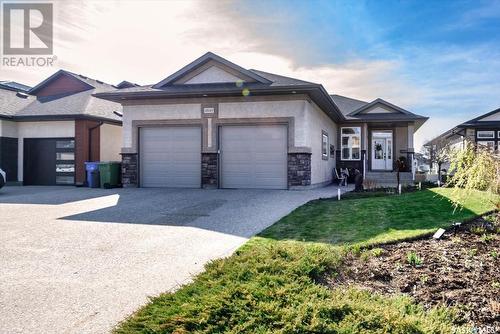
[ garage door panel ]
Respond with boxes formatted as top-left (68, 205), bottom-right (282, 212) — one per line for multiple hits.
top-left (221, 125), bottom-right (287, 189)
top-left (140, 127), bottom-right (201, 188)
top-left (23, 138), bottom-right (75, 186)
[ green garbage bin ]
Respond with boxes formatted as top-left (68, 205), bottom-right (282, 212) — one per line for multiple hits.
top-left (98, 161), bottom-right (121, 188)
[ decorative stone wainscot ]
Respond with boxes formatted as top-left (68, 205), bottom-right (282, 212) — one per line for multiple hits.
top-left (288, 153), bottom-right (311, 187)
top-left (201, 153), bottom-right (218, 188)
top-left (121, 153), bottom-right (138, 187)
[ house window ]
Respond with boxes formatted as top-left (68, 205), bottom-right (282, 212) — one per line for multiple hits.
top-left (477, 131), bottom-right (495, 139)
top-left (56, 164), bottom-right (75, 173)
top-left (477, 141), bottom-right (495, 150)
top-left (341, 127), bottom-right (361, 160)
top-left (56, 140), bottom-right (75, 149)
top-left (56, 152), bottom-right (75, 161)
top-left (322, 132), bottom-right (329, 160)
top-left (56, 175), bottom-right (74, 185)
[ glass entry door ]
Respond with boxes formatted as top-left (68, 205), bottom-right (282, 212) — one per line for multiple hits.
top-left (371, 131), bottom-right (393, 170)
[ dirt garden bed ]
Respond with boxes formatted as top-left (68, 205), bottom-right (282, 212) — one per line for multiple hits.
top-left (325, 214), bottom-right (500, 327)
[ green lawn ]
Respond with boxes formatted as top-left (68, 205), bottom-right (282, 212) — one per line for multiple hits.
top-left (115, 188), bottom-right (497, 334)
top-left (259, 188), bottom-right (498, 247)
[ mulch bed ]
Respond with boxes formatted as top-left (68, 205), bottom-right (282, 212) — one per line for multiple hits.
top-left (325, 215), bottom-right (500, 327)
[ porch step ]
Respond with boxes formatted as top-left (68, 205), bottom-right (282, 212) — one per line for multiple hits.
top-left (364, 172), bottom-right (413, 186)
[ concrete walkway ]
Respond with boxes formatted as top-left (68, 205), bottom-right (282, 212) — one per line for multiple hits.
top-left (0, 185), bottom-right (350, 334)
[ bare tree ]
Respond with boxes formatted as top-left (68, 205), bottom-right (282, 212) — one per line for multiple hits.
top-left (424, 138), bottom-right (453, 183)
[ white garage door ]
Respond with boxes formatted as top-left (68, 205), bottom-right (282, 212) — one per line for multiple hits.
top-left (140, 127), bottom-right (201, 188)
top-left (221, 125), bottom-right (287, 189)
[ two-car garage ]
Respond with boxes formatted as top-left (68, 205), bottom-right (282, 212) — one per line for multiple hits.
top-left (138, 125), bottom-right (288, 189)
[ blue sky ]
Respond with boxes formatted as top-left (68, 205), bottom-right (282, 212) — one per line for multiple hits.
top-left (232, 0), bottom-right (500, 119)
top-left (4, 0), bottom-right (500, 150)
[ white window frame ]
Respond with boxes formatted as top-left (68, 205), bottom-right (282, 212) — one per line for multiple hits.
top-left (321, 131), bottom-right (329, 159)
top-left (497, 131), bottom-right (500, 138)
top-left (341, 127), bottom-right (361, 161)
top-left (477, 130), bottom-right (495, 139)
top-left (477, 140), bottom-right (495, 150)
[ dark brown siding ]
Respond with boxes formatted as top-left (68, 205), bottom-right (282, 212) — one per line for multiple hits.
top-left (36, 75), bottom-right (91, 97)
top-left (75, 120), bottom-right (101, 185)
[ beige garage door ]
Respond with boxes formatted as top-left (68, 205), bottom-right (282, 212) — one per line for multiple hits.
top-left (220, 125), bottom-right (287, 189)
top-left (140, 127), bottom-right (201, 188)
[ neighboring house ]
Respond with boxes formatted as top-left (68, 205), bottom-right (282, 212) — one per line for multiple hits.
top-left (95, 52), bottom-right (428, 189)
top-left (425, 107), bottom-right (500, 172)
top-left (0, 70), bottom-right (123, 186)
top-left (0, 83), bottom-right (33, 182)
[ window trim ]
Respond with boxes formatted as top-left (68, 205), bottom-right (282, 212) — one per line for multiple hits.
top-left (477, 140), bottom-right (495, 150)
top-left (477, 130), bottom-right (495, 139)
top-left (341, 126), bottom-right (361, 161)
top-left (321, 131), bottom-right (329, 160)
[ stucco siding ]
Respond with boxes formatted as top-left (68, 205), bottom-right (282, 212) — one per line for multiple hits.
top-left (307, 101), bottom-right (337, 185)
top-left (184, 66), bottom-right (242, 84)
top-left (100, 123), bottom-right (122, 161)
top-left (122, 103), bottom-right (201, 149)
top-left (394, 126), bottom-right (408, 159)
top-left (363, 105), bottom-right (396, 114)
top-left (218, 100), bottom-right (308, 147)
top-left (17, 121), bottom-right (75, 181)
top-left (0, 120), bottom-right (18, 138)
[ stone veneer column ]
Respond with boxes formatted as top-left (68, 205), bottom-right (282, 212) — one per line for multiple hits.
top-left (201, 103), bottom-right (219, 189)
top-left (121, 153), bottom-right (138, 187)
top-left (288, 153), bottom-right (311, 187)
top-left (201, 153), bottom-right (218, 188)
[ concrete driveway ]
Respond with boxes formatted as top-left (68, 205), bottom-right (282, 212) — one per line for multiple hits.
top-left (0, 185), bottom-right (346, 334)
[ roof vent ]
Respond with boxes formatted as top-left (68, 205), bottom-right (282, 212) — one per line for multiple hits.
top-left (16, 92), bottom-right (29, 99)
top-left (96, 80), bottom-right (104, 84)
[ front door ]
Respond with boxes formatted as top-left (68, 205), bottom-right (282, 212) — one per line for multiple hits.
top-left (371, 132), bottom-right (393, 170)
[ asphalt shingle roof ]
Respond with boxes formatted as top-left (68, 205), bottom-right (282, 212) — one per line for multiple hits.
top-left (248, 69), bottom-right (317, 86)
top-left (16, 88), bottom-right (121, 121)
top-left (330, 94), bottom-right (369, 116)
top-left (0, 88), bottom-right (34, 117)
top-left (95, 69), bottom-right (317, 95)
top-left (11, 70), bottom-right (122, 122)
top-left (92, 53), bottom-right (427, 125)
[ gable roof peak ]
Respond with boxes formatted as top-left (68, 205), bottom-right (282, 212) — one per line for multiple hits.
top-left (348, 97), bottom-right (413, 116)
top-left (152, 52), bottom-right (272, 88)
top-left (27, 69), bottom-right (116, 96)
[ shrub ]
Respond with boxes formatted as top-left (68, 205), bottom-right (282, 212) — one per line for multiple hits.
top-left (448, 141), bottom-right (500, 218)
top-left (449, 141), bottom-right (499, 194)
